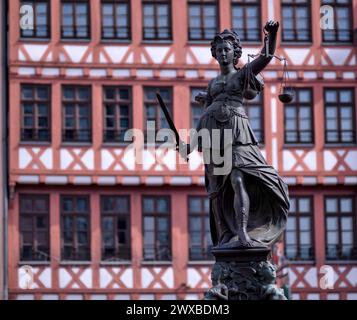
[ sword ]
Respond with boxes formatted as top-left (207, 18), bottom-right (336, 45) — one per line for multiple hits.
top-left (156, 93), bottom-right (188, 161)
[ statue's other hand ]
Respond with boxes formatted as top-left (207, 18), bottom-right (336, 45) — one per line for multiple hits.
top-left (264, 20), bottom-right (279, 34)
top-left (195, 91), bottom-right (208, 105)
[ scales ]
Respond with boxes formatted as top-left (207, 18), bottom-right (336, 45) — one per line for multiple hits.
top-left (243, 28), bottom-right (294, 104)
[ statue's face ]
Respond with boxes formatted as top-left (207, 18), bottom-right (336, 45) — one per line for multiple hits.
top-left (215, 41), bottom-right (234, 66)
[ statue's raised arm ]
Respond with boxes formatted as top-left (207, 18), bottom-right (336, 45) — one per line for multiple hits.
top-left (246, 20), bottom-right (279, 75)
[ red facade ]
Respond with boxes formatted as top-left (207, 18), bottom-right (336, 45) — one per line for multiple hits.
top-left (7, 0), bottom-right (357, 300)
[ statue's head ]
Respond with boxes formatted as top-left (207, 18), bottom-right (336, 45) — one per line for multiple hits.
top-left (210, 29), bottom-right (242, 67)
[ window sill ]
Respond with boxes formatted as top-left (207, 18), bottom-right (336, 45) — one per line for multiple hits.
top-left (324, 260), bottom-right (357, 264)
top-left (141, 40), bottom-right (173, 45)
top-left (283, 143), bottom-right (315, 148)
top-left (187, 40), bottom-right (212, 45)
top-left (141, 261), bottom-right (172, 266)
top-left (280, 41), bottom-right (313, 46)
top-left (240, 41), bottom-right (262, 46)
top-left (324, 143), bottom-right (357, 148)
top-left (188, 260), bottom-right (214, 265)
top-left (100, 261), bottom-right (132, 266)
top-left (59, 261), bottom-right (92, 266)
top-left (100, 39), bottom-right (132, 44)
top-left (60, 39), bottom-right (91, 44)
top-left (61, 142), bottom-right (93, 147)
top-left (18, 261), bottom-right (50, 266)
top-left (19, 141), bottom-right (52, 146)
top-left (284, 260), bottom-right (315, 265)
top-left (102, 142), bottom-right (132, 148)
top-left (18, 38), bottom-right (51, 43)
top-left (322, 42), bottom-right (354, 46)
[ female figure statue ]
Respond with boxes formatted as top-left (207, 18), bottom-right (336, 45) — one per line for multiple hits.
top-left (181, 21), bottom-right (289, 249)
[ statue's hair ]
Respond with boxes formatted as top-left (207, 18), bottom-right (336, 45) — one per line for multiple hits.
top-left (210, 29), bottom-right (242, 66)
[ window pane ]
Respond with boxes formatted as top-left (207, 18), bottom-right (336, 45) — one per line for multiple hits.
top-left (286, 217), bottom-right (296, 231)
top-left (342, 231), bottom-right (353, 245)
top-left (143, 198), bottom-right (154, 213)
top-left (326, 198), bottom-right (337, 213)
top-left (327, 231), bottom-right (338, 245)
top-left (340, 90), bottom-right (352, 103)
top-left (157, 198), bottom-right (168, 213)
top-left (300, 217), bottom-right (310, 231)
top-left (341, 217), bottom-right (352, 231)
top-left (300, 232), bottom-right (311, 245)
top-left (144, 217), bottom-right (154, 231)
top-left (158, 218), bottom-right (168, 232)
top-left (299, 198), bottom-right (310, 213)
top-left (189, 198), bottom-right (201, 213)
top-left (340, 198), bottom-right (352, 213)
top-left (286, 231), bottom-right (296, 244)
top-left (144, 231), bottom-right (154, 245)
top-left (77, 217), bottom-right (88, 232)
top-left (327, 217), bottom-right (338, 230)
top-left (326, 90), bottom-right (337, 102)
top-left (190, 217), bottom-right (201, 232)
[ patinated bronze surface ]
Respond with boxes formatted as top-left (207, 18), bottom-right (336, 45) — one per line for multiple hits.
top-left (177, 21), bottom-right (290, 300)
top-left (204, 248), bottom-right (286, 300)
top-left (182, 21), bottom-right (290, 250)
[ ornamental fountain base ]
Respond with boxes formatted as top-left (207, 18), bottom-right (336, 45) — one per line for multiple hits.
top-left (204, 247), bottom-right (287, 300)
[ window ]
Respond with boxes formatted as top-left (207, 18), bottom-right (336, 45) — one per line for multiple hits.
top-left (20, 0), bottom-right (50, 38)
top-left (101, 196), bottom-right (131, 261)
top-left (101, 0), bottom-right (130, 40)
top-left (103, 86), bottom-right (131, 143)
top-left (284, 88), bottom-right (313, 144)
top-left (285, 197), bottom-right (314, 261)
top-left (142, 0), bottom-right (171, 40)
top-left (188, 196), bottom-right (213, 260)
top-left (190, 88), bottom-right (205, 129)
top-left (142, 196), bottom-right (171, 261)
top-left (20, 195), bottom-right (49, 261)
top-left (322, 0), bottom-right (353, 43)
top-left (61, 195), bottom-right (90, 261)
top-left (21, 84), bottom-right (51, 142)
top-left (144, 87), bottom-right (172, 143)
top-left (281, 0), bottom-right (312, 42)
top-left (324, 88), bottom-right (355, 144)
top-left (231, 0), bottom-right (261, 42)
top-left (62, 86), bottom-right (92, 142)
top-left (188, 0), bottom-right (218, 41)
top-left (245, 93), bottom-right (264, 143)
top-left (325, 196), bottom-right (357, 260)
top-left (61, 0), bottom-right (90, 39)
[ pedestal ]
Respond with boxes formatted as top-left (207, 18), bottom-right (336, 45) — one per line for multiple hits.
top-left (204, 247), bottom-right (287, 300)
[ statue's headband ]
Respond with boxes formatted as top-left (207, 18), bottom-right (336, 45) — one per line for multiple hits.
top-left (211, 28), bottom-right (242, 48)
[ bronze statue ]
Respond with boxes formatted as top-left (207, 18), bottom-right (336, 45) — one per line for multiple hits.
top-left (157, 20), bottom-right (290, 300)
top-left (179, 20), bottom-right (290, 250)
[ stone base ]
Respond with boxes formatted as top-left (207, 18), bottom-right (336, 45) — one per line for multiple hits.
top-left (204, 247), bottom-right (287, 300)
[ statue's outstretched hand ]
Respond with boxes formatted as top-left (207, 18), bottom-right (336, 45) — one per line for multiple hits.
top-left (264, 20), bottom-right (279, 34)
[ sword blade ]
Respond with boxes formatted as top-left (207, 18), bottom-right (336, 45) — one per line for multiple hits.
top-left (156, 93), bottom-right (180, 146)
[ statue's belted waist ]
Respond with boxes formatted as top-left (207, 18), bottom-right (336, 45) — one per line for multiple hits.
top-left (205, 100), bottom-right (247, 122)
top-left (213, 96), bottom-right (243, 105)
